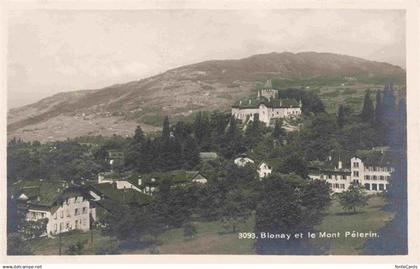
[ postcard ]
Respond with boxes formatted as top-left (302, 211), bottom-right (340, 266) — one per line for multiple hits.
top-left (1, 0), bottom-right (419, 265)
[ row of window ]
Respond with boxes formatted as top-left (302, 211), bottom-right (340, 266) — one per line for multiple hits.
top-left (321, 174), bottom-right (349, 180)
top-left (53, 207), bottom-right (88, 219)
top-left (61, 197), bottom-right (86, 206)
top-left (53, 219), bottom-right (88, 233)
top-left (365, 175), bottom-right (391, 181)
top-left (365, 167), bottom-right (392, 172)
top-left (328, 183), bottom-right (346, 189)
top-left (364, 183), bottom-right (388, 191)
top-left (29, 211), bottom-right (46, 220)
top-left (353, 162), bottom-right (392, 172)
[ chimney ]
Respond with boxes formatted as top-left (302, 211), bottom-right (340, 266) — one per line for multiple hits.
top-left (138, 178), bottom-right (142, 186)
top-left (249, 99), bottom-right (251, 104)
top-left (338, 161), bottom-right (342, 169)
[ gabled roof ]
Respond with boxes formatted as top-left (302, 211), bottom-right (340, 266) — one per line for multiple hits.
top-left (88, 183), bottom-right (152, 206)
top-left (14, 180), bottom-right (92, 211)
top-left (129, 170), bottom-right (208, 186)
top-left (354, 149), bottom-right (394, 167)
top-left (232, 97), bottom-right (299, 109)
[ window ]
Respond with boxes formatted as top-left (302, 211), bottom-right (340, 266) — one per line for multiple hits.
top-left (379, 184), bottom-right (384, 191)
top-left (373, 175), bottom-right (377, 180)
top-left (60, 211), bottom-right (64, 218)
top-left (353, 171), bottom-right (359, 177)
top-left (380, 176), bottom-right (384, 180)
top-left (82, 207), bottom-right (87, 214)
top-left (340, 184), bottom-right (345, 189)
top-left (328, 175), bottom-right (332, 179)
top-left (372, 184), bottom-right (378, 191)
top-left (66, 222), bottom-right (69, 229)
top-left (54, 224), bottom-right (57, 232)
top-left (365, 175), bottom-right (370, 180)
top-left (353, 162), bottom-right (359, 168)
top-left (364, 183), bottom-right (370, 190)
top-left (75, 208), bottom-right (79, 216)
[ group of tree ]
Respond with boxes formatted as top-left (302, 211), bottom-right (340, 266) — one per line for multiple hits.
top-left (255, 174), bottom-right (331, 254)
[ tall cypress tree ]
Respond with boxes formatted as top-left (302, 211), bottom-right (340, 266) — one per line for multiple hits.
top-left (133, 125), bottom-right (145, 144)
top-left (272, 119), bottom-right (284, 139)
top-left (374, 91), bottom-right (384, 124)
top-left (360, 90), bottom-right (374, 122)
top-left (183, 136), bottom-right (200, 169)
top-left (337, 105), bottom-right (345, 129)
top-left (162, 116), bottom-right (170, 140)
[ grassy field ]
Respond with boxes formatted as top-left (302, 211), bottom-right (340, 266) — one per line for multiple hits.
top-left (28, 229), bottom-right (116, 255)
top-left (28, 195), bottom-right (394, 255)
top-left (313, 195), bottom-right (395, 255)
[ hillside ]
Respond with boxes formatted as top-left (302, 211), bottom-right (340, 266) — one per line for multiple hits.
top-left (7, 51), bottom-right (405, 142)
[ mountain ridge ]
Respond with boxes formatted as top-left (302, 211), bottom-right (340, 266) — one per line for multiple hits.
top-left (8, 51), bottom-right (405, 142)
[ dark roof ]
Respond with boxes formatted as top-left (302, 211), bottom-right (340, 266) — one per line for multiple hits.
top-left (355, 149), bottom-right (394, 167)
top-left (14, 180), bottom-right (91, 210)
top-left (129, 170), bottom-right (207, 186)
top-left (88, 183), bottom-right (152, 206)
top-left (232, 97), bottom-right (299, 109)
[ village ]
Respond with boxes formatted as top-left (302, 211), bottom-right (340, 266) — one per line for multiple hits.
top-left (6, 78), bottom-right (406, 256)
top-left (9, 80), bottom-right (397, 240)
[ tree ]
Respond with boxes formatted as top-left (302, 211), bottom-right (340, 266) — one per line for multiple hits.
top-left (183, 136), bottom-right (200, 169)
top-left (162, 116), bottom-right (170, 140)
top-left (7, 233), bottom-right (32, 255)
top-left (183, 222), bottom-right (197, 240)
top-left (20, 219), bottom-right (48, 239)
top-left (245, 114), bottom-right (263, 148)
top-left (338, 183), bottom-right (369, 213)
top-left (272, 119), bottom-right (284, 139)
top-left (374, 91), bottom-right (384, 125)
top-left (360, 90), bottom-right (375, 122)
top-left (133, 125), bottom-right (146, 144)
top-left (278, 154), bottom-right (309, 178)
top-left (221, 189), bottom-right (252, 233)
top-left (337, 105), bottom-right (346, 129)
top-left (255, 174), bottom-right (331, 254)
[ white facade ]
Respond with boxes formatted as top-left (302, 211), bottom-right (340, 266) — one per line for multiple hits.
top-left (309, 157), bottom-right (393, 194)
top-left (257, 162), bottom-right (272, 180)
top-left (25, 195), bottom-right (95, 237)
top-left (350, 157), bottom-right (393, 194)
top-left (234, 157), bottom-right (255, 167)
top-left (232, 103), bottom-right (301, 126)
top-left (114, 180), bottom-right (142, 192)
top-left (309, 171), bottom-right (352, 193)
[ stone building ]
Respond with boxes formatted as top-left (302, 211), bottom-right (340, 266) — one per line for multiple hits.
top-left (231, 80), bottom-right (302, 126)
top-left (14, 180), bottom-right (96, 237)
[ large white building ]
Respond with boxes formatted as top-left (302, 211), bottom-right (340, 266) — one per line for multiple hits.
top-left (14, 180), bottom-right (96, 237)
top-left (309, 153), bottom-right (394, 194)
top-left (350, 157), bottom-right (393, 193)
top-left (309, 161), bottom-right (352, 193)
top-left (231, 80), bottom-right (302, 126)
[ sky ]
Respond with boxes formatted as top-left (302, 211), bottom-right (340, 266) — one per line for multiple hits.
top-left (7, 9), bottom-right (405, 109)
